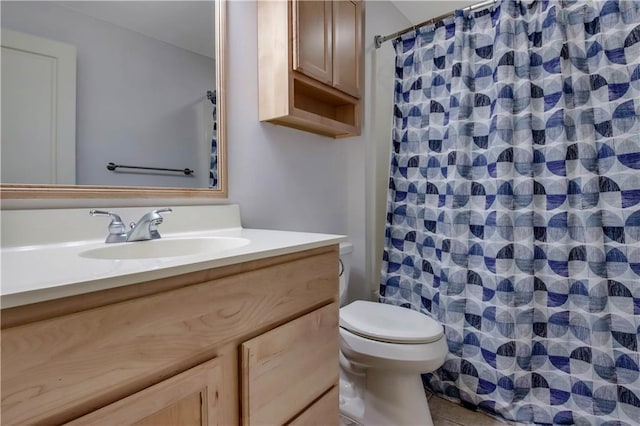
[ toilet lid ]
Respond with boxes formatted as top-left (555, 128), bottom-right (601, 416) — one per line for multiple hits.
top-left (339, 300), bottom-right (444, 344)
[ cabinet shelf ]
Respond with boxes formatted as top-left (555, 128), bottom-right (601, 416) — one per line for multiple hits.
top-left (275, 75), bottom-right (359, 138)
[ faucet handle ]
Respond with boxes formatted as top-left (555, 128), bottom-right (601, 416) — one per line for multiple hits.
top-left (90, 209), bottom-right (126, 229)
top-left (89, 210), bottom-right (127, 243)
top-left (153, 208), bottom-right (173, 215)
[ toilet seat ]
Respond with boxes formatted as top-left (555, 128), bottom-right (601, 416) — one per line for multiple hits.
top-left (340, 327), bottom-right (448, 364)
top-left (339, 301), bottom-right (443, 344)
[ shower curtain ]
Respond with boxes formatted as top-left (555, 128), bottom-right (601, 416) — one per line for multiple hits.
top-left (380, 0), bottom-right (640, 424)
top-left (209, 90), bottom-right (218, 188)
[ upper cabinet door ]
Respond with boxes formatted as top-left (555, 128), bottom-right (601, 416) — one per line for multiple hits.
top-left (332, 0), bottom-right (361, 98)
top-left (293, 1), bottom-right (333, 85)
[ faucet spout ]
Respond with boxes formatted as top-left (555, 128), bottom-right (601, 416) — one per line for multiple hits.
top-left (126, 208), bottom-right (172, 242)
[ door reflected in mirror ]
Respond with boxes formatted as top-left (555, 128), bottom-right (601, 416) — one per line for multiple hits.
top-left (0, 0), bottom-right (226, 198)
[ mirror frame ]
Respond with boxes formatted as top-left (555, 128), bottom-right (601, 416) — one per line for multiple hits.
top-left (0, 0), bottom-right (227, 200)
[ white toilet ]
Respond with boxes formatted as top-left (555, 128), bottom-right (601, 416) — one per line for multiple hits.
top-left (338, 242), bottom-right (448, 426)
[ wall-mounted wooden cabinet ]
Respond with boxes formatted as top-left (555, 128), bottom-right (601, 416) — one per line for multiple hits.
top-left (1, 246), bottom-right (339, 425)
top-left (258, 0), bottom-right (363, 138)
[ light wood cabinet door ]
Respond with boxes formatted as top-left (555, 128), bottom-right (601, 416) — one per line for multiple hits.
top-left (287, 386), bottom-right (339, 426)
top-left (66, 357), bottom-right (223, 426)
top-left (293, 0), bottom-right (361, 98)
top-left (241, 303), bottom-right (339, 425)
top-left (332, 0), bottom-right (361, 98)
top-left (293, 0), bottom-right (332, 85)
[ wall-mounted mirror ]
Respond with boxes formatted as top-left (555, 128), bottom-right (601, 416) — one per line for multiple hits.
top-left (0, 0), bottom-right (226, 199)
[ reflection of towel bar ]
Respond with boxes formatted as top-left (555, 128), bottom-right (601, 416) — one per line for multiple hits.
top-left (107, 162), bottom-right (194, 176)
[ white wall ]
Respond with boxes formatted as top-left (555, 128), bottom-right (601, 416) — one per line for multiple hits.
top-left (223, 0), bottom-right (411, 303)
top-left (225, 1), bottom-right (350, 236)
top-left (349, 1), bottom-right (412, 302)
top-left (392, 0), bottom-right (478, 25)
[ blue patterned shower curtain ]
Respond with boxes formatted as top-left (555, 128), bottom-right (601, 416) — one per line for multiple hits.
top-left (209, 90), bottom-right (218, 188)
top-left (380, 0), bottom-right (640, 424)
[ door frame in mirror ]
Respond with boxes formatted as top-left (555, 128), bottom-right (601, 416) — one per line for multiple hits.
top-left (1, 0), bottom-right (227, 200)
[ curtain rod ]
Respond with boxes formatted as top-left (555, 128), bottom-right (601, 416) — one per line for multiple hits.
top-left (374, 0), bottom-right (498, 48)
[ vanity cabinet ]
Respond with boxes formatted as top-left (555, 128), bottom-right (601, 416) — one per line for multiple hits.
top-left (258, 0), bottom-right (363, 138)
top-left (1, 246), bottom-right (339, 425)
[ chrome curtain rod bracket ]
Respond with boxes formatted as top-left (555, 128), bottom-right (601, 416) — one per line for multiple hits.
top-left (373, 0), bottom-right (497, 48)
top-left (107, 162), bottom-right (195, 176)
top-left (374, 35), bottom-right (383, 49)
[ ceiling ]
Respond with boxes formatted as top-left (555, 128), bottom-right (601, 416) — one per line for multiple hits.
top-left (57, 1), bottom-right (481, 58)
top-left (391, 0), bottom-right (479, 26)
top-left (59, 1), bottom-right (215, 58)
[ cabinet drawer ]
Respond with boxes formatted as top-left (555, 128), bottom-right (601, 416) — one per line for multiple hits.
top-left (241, 303), bottom-right (339, 425)
top-left (288, 386), bottom-right (339, 426)
top-left (66, 357), bottom-right (223, 426)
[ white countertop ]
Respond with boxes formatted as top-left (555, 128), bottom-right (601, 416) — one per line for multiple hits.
top-left (1, 205), bottom-right (345, 308)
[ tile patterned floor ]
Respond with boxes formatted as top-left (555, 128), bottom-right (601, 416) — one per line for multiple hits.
top-left (427, 392), bottom-right (520, 426)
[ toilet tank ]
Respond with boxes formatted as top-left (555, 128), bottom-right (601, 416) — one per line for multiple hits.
top-left (339, 242), bottom-right (353, 306)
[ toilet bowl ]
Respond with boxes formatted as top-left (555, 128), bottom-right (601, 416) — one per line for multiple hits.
top-left (338, 243), bottom-right (447, 426)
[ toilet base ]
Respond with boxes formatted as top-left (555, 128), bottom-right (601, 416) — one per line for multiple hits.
top-left (340, 367), bottom-right (434, 426)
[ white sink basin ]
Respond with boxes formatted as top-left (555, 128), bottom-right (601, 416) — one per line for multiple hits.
top-left (79, 237), bottom-right (250, 260)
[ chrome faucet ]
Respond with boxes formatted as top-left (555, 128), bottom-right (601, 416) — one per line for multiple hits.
top-left (127, 208), bottom-right (172, 242)
top-left (90, 208), bottom-right (172, 243)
